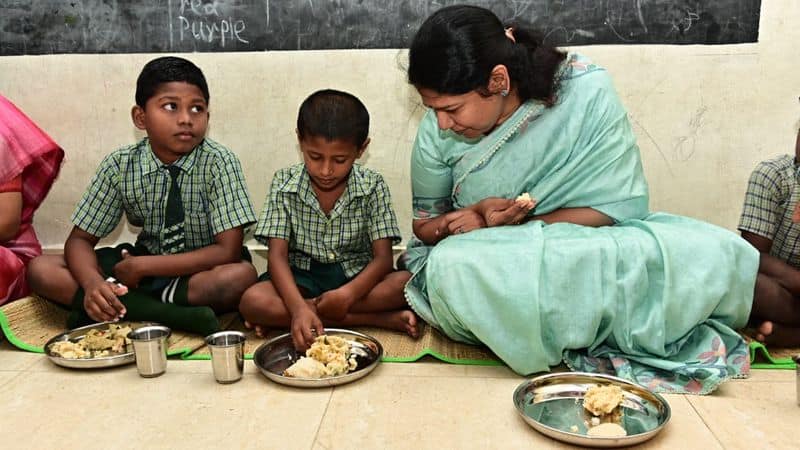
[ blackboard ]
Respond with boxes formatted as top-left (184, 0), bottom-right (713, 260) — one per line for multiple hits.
top-left (0, 0), bottom-right (761, 55)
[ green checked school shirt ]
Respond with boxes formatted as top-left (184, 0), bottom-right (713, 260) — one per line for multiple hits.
top-left (72, 138), bottom-right (256, 255)
top-left (255, 163), bottom-right (401, 277)
top-left (739, 154), bottom-right (800, 268)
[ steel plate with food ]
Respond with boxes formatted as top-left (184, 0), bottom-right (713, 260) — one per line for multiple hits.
top-left (44, 321), bottom-right (150, 369)
top-left (513, 372), bottom-right (671, 448)
top-left (253, 329), bottom-right (383, 388)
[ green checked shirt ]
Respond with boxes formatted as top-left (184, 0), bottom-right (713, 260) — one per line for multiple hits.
top-left (738, 154), bottom-right (800, 268)
top-left (72, 137), bottom-right (256, 255)
top-left (255, 163), bottom-right (401, 277)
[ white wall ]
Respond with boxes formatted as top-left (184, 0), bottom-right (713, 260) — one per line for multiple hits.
top-left (1, 1), bottom-right (798, 272)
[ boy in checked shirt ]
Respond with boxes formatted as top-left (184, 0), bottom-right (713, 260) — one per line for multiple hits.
top-left (240, 90), bottom-right (417, 350)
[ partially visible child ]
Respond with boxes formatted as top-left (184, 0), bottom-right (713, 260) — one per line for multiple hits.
top-left (0, 95), bottom-right (64, 305)
top-left (739, 124), bottom-right (800, 346)
top-left (27, 57), bottom-right (257, 335)
top-left (240, 89), bottom-right (416, 350)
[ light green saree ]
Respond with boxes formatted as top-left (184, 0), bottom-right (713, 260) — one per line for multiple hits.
top-left (404, 55), bottom-right (758, 394)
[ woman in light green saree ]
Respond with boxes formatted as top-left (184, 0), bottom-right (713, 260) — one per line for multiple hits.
top-left (402, 5), bottom-right (765, 394)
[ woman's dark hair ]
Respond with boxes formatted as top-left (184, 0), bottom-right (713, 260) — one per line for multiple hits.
top-left (408, 5), bottom-right (566, 105)
top-left (297, 89), bottom-right (370, 148)
top-left (135, 56), bottom-right (210, 107)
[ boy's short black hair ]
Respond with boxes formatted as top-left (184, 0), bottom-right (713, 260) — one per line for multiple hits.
top-left (135, 56), bottom-right (209, 107)
top-left (297, 89), bottom-right (369, 148)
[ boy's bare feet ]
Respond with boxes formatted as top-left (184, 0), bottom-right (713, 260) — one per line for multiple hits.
top-left (243, 320), bottom-right (267, 338)
top-left (383, 310), bottom-right (420, 338)
top-left (755, 321), bottom-right (800, 347)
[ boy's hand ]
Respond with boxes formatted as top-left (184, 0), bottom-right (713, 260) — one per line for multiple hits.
top-left (83, 278), bottom-right (128, 322)
top-left (793, 202), bottom-right (800, 223)
top-left (290, 304), bottom-right (325, 351)
top-left (113, 249), bottom-right (144, 287)
top-left (315, 288), bottom-right (354, 321)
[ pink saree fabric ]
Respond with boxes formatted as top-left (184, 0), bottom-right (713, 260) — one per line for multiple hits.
top-left (0, 95), bottom-right (64, 304)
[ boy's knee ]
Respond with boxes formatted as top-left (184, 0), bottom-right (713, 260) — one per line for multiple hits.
top-left (387, 270), bottom-right (412, 289)
top-left (239, 285), bottom-right (280, 319)
top-left (204, 263), bottom-right (257, 295)
top-left (226, 262), bottom-right (258, 289)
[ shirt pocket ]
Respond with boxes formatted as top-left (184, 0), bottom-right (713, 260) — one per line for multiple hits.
top-left (185, 211), bottom-right (213, 248)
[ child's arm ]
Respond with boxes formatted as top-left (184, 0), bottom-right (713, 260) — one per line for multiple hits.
top-left (64, 227), bottom-right (126, 322)
top-left (315, 238), bottom-right (395, 321)
top-left (112, 226), bottom-right (246, 287)
top-left (267, 237), bottom-right (324, 350)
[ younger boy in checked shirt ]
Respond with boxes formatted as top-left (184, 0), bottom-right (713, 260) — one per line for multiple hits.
top-left (240, 89), bottom-right (417, 350)
top-left (28, 57), bottom-right (257, 334)
top-left (739, 124), bottom-right (800, 346)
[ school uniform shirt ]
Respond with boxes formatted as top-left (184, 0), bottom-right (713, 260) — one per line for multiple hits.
top-left (255, 163), bottom-right (401, 278)
top-left (72, 137), bottom-right (256, 255)
top-left (738, 154), bottom-right (800, 268)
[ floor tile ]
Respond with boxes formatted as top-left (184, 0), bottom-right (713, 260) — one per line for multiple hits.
top-left (0, 343), bottom-right (41, 371)
top-left (645, 395), bottom-right (723, 449)
top-left (313, 366), bottom-right (720, 450)
top-left (737, 369), bottom-right (795, 383)
top-left (687, 379), bottom-right (798, 450)
top-left (0, 371), bottom-right (23, 389)
top-left (378, 360), bottom-right (519, 379)
top-left (0, 370), bottom-right (331, 450)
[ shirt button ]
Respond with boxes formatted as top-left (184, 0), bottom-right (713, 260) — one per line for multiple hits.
top-left (328, 252), bottom-right (336, 260)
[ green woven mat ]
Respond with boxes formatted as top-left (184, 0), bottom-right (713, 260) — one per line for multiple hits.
top-left (0, 296), bottom-right (501, 365)
top-left (6, 296), bottom-right (793, 369)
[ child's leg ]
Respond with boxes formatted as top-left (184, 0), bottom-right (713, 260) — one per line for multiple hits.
top-left (751, 273), bottom-right (800, 324)
top-left (186, 261), bottom-right (258, 313)
top-left (322, 270), bottom-right (418, 338)
top-left (751, 273), bottom-right (800, 345)
top-left (757, 253), bottom-right (800, 295)
top-left (327, 310), bottom-right (419, 338)
top-left (239, 280), bottom-right (293, 328)
top-left (26, 254), bottom-right (79, 306)
top-left (348, 270), bottom-right (412, 313)
top-left (754, 321), bottom-right (800, 347)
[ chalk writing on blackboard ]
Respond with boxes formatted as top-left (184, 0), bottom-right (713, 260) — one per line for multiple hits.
top-left (0, 1), bottom-right (761, 56)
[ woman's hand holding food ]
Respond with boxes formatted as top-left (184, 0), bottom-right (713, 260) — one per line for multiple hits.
top-left (477, 194), bottom-right (536, 227)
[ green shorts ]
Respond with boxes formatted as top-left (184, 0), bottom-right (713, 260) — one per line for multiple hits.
top-left (258, 260), bottom-right (351, 299)
top-left (96, 243), bottom-right (252, 298)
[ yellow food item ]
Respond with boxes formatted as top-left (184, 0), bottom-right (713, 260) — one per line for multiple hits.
top-left (50, 324), bottom-right (133, 359)
top-left (587, 422), bottom-right (627, 438)
top-left (582, 384), bottom-right (627, 438)
top-left (515, 192), bottom-right (533, 203)
top-left (283, 335), bottom-right (357, 378)
top-left (283, 356), bottom-right (328, 378)
top-left (583, 385), bottom-right (624, 416)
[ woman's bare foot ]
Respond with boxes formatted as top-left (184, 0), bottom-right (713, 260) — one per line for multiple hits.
top-left (755, 321), bottom-right (800, 347)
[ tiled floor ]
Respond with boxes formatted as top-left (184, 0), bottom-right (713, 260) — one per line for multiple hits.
top-left (0, 339), bottom-right (796, 449)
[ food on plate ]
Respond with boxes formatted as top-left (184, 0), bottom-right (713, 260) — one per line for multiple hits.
top-left (583, 384), bottom-right (624, 416)
top-left (583, 384), bottom-right (627, 438)
top-left (586, 422), bottom-right (627, 438)
top-left (49, 323), bottom-right (133, 359)
top-left (283, 335), bottom-right (357, 378)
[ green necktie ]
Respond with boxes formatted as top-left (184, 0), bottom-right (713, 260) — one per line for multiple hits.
top-left (162, 165), bottom-right (185, 254)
